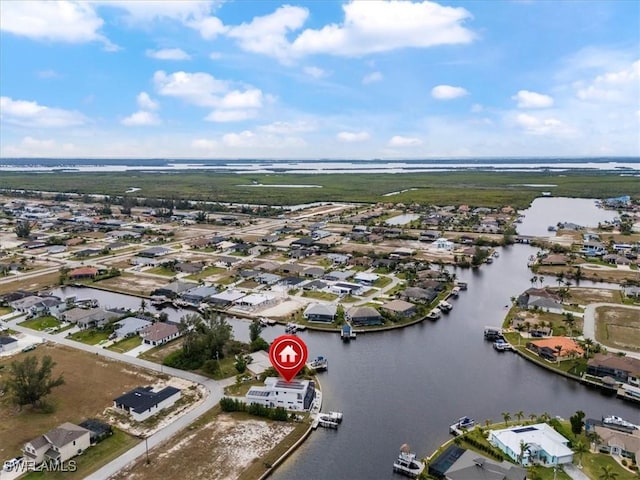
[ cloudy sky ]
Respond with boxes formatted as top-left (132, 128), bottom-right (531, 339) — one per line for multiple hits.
top-left (0, 0), bottom-right (638, 159)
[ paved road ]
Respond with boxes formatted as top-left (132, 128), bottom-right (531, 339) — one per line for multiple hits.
top-left (6, 317), bottom-right (233, 480)
top-left (582, 303), bottom-right (640, 360)
top-left (563, 463), bottom-right (591, 480)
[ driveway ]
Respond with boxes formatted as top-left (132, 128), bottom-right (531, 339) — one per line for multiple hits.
top-left (6, 317), bottom-right (232, 480)
top-left (582, 303), bottom-right (640, 360)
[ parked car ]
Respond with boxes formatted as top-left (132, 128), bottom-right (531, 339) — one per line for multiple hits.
top-left (3, 457), bottom-right (22, 471)
top-left (21, 344), bottom-right (37, 353)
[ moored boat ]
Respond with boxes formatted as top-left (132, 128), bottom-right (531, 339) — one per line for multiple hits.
top-left (438, 301), bottom-right (453, 312)
top-left (308, 356), bottom-right (328, 371)
top-left (426, 308), bottom-right (441, 320)
top-left (393, 444), bottom-right (424, 478)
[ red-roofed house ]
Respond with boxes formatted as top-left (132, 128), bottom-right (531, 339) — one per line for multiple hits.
top-left (526, 337), bottom-right (584, 362)
top-left (141, 322), bottom-right (181, 346)
top-left (68, 267), bottom-right (99, 279)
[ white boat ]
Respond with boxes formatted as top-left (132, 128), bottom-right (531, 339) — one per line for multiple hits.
top-left (308, 356), bottom-right (328, 372)
top-left (493, 339), bottom-right (513, 351)
top-left (450, 286), bottom-right (460, 297)
top-left (493, 251), bottom-right (500, 258)
top-left (393, 445), bottom-right (425, 478)
top-left (319, 411), bottom-right (343, 423)
top-left (450, 416), bottom-right (476, 435)
top-left (296, 324), bottom-right (307, 331)
top-left (602, 415), bottom-right (639, 430)
top-left (485, 257), bottom-right (493, 264)
top-left (285, 322), bottom-right (298, 334)
top-left (455, 281), bottom-right (468, 290)
top-left (438, 301), bottom-right (453, 312)
top-left (426, 308), bottom-right (441, 320)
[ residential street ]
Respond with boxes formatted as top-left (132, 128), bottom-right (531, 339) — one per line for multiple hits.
top-left (6, 316), bottom-right (233, 480)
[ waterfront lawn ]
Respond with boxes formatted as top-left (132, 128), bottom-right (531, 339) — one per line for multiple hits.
top-left (503, 333), bottom-right (587, 376)
top-left (68, 328), bottom-right (112, 345)
top-left (18, 316), bottom-right (61, 331)
top-left (301, 291), bottom-right (338, 301)
top-left (107, 335), bottom-right (143, 353)
top-left (22, 428), bottom-right (139, 480)
top-left (581, 452), bottom-right (636, 480)
top-left (595, 305), bottom-right (640, 352)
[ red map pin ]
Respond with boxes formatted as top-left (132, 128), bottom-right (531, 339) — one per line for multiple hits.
top-left (269, 335), bottom-right (308, 382)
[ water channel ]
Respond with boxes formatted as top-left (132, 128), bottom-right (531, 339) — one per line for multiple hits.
top-left (48, 198), bottom-right (638, 480)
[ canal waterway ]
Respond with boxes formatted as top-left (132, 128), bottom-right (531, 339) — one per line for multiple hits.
top-left (47, 197), bottom-right (638, 480)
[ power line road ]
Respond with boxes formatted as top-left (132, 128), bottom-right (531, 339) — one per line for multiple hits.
top-left (7, 318), bottom-right (233, 480)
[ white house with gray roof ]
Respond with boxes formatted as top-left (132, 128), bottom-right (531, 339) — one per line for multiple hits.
top-left (489, 423), bottom-right (573, 466)
top-left (304, 304), bottom-right (337, 323)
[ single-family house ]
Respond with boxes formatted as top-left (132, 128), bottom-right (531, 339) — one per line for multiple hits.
top-left (138, 246), bottom-right (172, 258)
top-left (346, 306), bottom-right (383, 326)
top-left (517, 288), bottom-right (563, 314)
top-left (400, 287), bottom-right (437, 304)
top-left (0, 336), bottom-right (19, 353)
top-left (303, 279), bottom-right (328, 291)
top-left (234, 293), bottom-right (276, 310)
top-left (23, 422), bottom-right (91, 465)
top-left (430, 445), bottom-right (527, 480)
top-left (586, 354), bottom-right (640, 386)
top-left (303, 266), bottom-right (325, 278)
top-left (591, 425), bottom-right (640, 463)
top-left (62, 307), bottom-right (119, 329)
top-left (381, 299), bottom-right (416, 318)
top-left (151, 280), bottom-right (195, 298)
top-left (114, 317), bottom-right (153, 338)
top-left (180, 285), bottom-right (217, 305)
top-left (303, 304), bottom-right (337, 323)
top-left (256, 272), bottom-right (281, 285)
top-left (433, 238), bottom-right (455, 251)
top-left (68, 266), bottom-right (99, 279)
top-left (353, 272), bottom-right (379, 285)
top-left (324, 270), bottom-right (353, 282)
top-left (526, 337), bottom-right (584, 362)
top-left (207, 290), bottom-right (246, 307)
top-left (489, 423), bottom-right (573, 466)
top-left (140, 322), bottom-right (181, 346)
top-left (246, 377), bottom-right (315, 411)
top-left (113, 386), bottom-right (181, 422)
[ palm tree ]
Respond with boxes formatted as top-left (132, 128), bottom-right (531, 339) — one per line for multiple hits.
top-left (540, 412), bottom-right (551, 422)
top-left (573, 440), bottom-right (588, 469)
top-left (530, 275), bottom-right (538, 288)
top-left (515, 410), bottom-right (525, 423)
top-left (518, 440), bottom-right (530, 465)
top-left (529, 413), bottom-right (537, 422)
top-left (502, 411), bottom-right (511, 426)
top-left (599, 464), bottom-right (619, 480)
top-left (485, 419), bottom-right (492, 429)
top-left (555, 344), bottom-right (563, 363)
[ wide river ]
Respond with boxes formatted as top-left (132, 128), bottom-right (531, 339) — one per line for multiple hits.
top-left (49, 198), bottom-right (638, 480)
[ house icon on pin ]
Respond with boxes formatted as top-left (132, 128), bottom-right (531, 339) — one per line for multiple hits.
top-left (279, 345), bottom-right (298, 363)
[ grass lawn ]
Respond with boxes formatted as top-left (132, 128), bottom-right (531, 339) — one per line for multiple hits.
top-left (595, 305), bottom-right (640, 352)
top-left (68, 329), bottom-right (112, 345)
top-left (373, 276), bottom-right (392, 288)
top-left (197, 355), bottom-right (239, 380)
top-left (567, 287), bottom-right (623, 305)
top-left (502, 333), bottom-right (587, 376)
top-left (18, 316), bottom-right (61, 331)
top-left (0, 271), bottom-right (60, 295)
top-left (581, 453), bottom-right (636, 480)
top-left (237, 280), bottom-right (260, 289)
top-left (185, 266), bottom-right (225, 281)
top-left (107, 336), bottom-right (143, 353)
top-left (301, 291), bottom-right (338, 301)
top-left (22, 428), bottom-right (139, 480)
top-left (139, 338), bottom-right (182, 364)
top-left (0, 344), bottom-right (163, 460)
top-left (145, 266), bottom-right (175, 276)
top-left (0, 306), bottom-right (12, 316)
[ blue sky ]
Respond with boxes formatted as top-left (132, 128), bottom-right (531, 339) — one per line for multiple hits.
top-left (1, 0), bottom-right (638, 159)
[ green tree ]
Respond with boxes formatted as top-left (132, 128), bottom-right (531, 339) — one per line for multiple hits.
top-left (179, 312), bottom-right (233, 368)
top-left (569, 410), bottom-right (586, 436)
top-left (599, 464), bottom-right (619, 480)
top-left (14, 220), bottom-right (32, 238)
top-left (501, 411), bottom-right (511, 426)
top-left (518, 440), bottom-right (530, 465)
top-left (5, 355), bottom-right (65, 409)
top-left (573, 440), bottom-right (588, 469)
top-left (249, 320), bottom-right (263, 343)
top-left (515, 410), bottom-right (525, 423)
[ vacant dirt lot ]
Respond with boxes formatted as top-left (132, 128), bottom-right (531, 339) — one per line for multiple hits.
top-left (0, 343), bottom-right (165, 459)
top-left (568, 287), bottom-right (622, 305)
top-left (113, 413), bottom-right (296, 480)
top-left (0, 271), bottom-right (60, 295)
top-left (95, 273), bottom-right (168, 296)
top-left (595, 306), bottom-right (640, 352)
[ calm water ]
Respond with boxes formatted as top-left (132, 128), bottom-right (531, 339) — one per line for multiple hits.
top-left (517, 197), bottom-right (619, 237)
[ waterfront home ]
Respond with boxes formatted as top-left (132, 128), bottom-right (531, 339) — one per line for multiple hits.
top-left (62, 307), bottom-right (119, 329)
top-left (68, 266), bottom-right (99, 279)
top-left (114, 317), bottom-right (153, 338)
top-left (140, 322), bottom-right (180, 346)
top-left (181, 285), bottom-right (217, 305)
top-left (245, 377), bottom-right (315, 411)
top-left (602, 254), bottom-right (632, 266)
top-left (587, 354), bottom-right (640, 387)
top-left (591, 425), bottom-right (640, 463)
top-left (10, 295), bottom-right (66, 318)
top-left (346, 306), bottom-right (383, 326)
top-left (234, 293), bottom-right (276, 310)
top-left (433, 238), bottom-right (455, 251)
top-left (113, 386), bottom-right (181, 422)
top-left (526, 337), bottom-right (584, 362)
top-left (429, 445), bottom-right (527, 480)
top-left (539, 254), bottom-right (569, 266)
top-left (580, 241), bottom-right (607, 257)
top-left (517, 288), bottom-right (563, 314)
top-left (151, 280), bottom-right (195, 298)
top-left (489, 423), bottom-right (573, 466)
top-left (23, 422), bottom-right (91, 465)
top-left (207, 290), bottom-right (246, 307)
top-left (303, 304), bottom-right (337, 323)
top-left (399, 287), bottom-right (437, 304)
top-left (381, 299), bottom-right (416, 318)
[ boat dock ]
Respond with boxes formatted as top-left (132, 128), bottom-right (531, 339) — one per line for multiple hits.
top-left (449, 416), bottom-right (476, 436)
top-left (311, 390), bottom-right (344, 430)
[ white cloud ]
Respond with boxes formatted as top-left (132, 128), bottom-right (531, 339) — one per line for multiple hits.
top-left (258, 121), bottom-right (316, 134)
top-left (37, 69), bottom-right (61, 79)
top-left (146, 48), bottom-right (191, 61)
top-left (303, 66), bottom-right (328, 79)
top-left (2, 136), bottom-right (76, 156)
top-left (227, 5), bottom-right (309, 63)
top-left (575, 60), bottom-right (639, 102)
top-left (431, 85), bottom-right (468, 100)
top-left (290, 1), bottom-right (474, 58)
top-left (153, 70), bottom-right (229, 107)
top-left (0, 1), bottom-right (116, 50)
top-left (512, 90), bottom-right (554, 108)
top-left (515, 113), bottom-right (573, 136)
top-left (222, 130), bottom-right (256, 147)
top-left (136, 92), bottom-right (159, 111)
top-left (121, 110), bottom-right (161, 126)
top-left (205, 110), bottom-right (257, 122)
top-left (192, 138), bottom-right (218, 150)
top-left (0, 96), bottom-right (87, 127)
top-left (95, 1), bottom-right (214, 23)
top-left (362, 72), bottom-right (383, 84)
top-left (221, 130), bottom-right (306, 149)
top-left (189, 16), bottom-right (228, 40)
top-left (388, 135), bottom-right (422, 147)
top-left (218, 89), bottom-right (263, 109)
top-left (337, 131), bottom-right (370, 142)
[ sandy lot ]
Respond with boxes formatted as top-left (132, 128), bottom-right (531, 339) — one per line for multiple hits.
top-left (568, 287), bottom-right (622, 305)
top-left (113, 414), bottom-right (295, 480)
top-left (595, 305), bottom-right (640, 352)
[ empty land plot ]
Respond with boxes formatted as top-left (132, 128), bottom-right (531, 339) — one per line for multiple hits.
top-left (0, 343), bottom-right (162, 460)
top-left (595, 306), bottom-right (640, 352)
top-left (112, 413), bottom-right (297, 480)
top-left (568, 288), bottom-right (622, 305)
top-left (0, 271), bottom-right (60, 295)
top-left (95, 273), bottom-right (167, 296)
